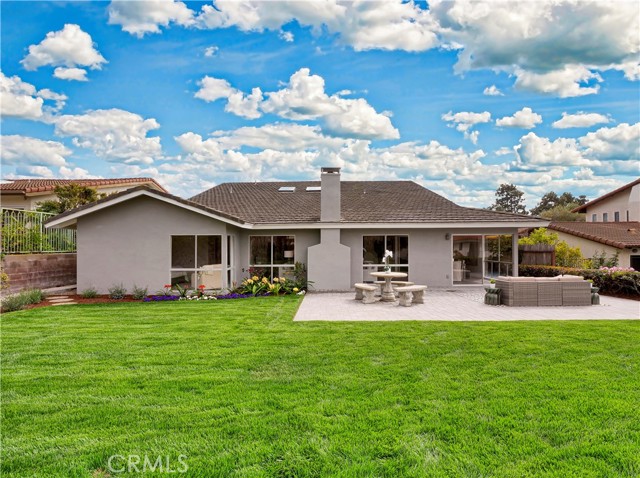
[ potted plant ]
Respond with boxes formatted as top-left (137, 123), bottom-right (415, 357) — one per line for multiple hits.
top-left (488, 278), bottom-right (496, 289)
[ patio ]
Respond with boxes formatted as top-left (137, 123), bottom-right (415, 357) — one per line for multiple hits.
top-left (294, 288), bottom-right (640, 321)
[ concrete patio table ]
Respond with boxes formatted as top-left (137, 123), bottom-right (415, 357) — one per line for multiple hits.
top-left (370, 271), bottom-right (408, 302)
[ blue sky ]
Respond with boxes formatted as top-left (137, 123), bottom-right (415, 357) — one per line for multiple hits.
top-left (1, 0), bottom-right (639, 207)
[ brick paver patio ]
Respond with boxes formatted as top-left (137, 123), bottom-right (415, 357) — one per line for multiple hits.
top-left (294, 288), bottom-right (640, 321)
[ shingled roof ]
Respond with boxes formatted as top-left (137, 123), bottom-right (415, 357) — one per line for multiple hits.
top-left (0, 178), bottom-right (167, 194)
top-left (549, 221), bottom-right (640, 248)
top-left (190, 180), bottom-right (540, 224)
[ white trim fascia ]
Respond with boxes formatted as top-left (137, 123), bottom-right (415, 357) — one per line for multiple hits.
top-left (45, 189), bottom-right (251, 229)
top-left (250, 221), bottom-right (549, 230)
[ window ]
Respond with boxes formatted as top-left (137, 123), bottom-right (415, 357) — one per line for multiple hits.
top-left (453, 234), bottom-right (514, 285)
top-left (249, 235), bottom-right (295, 279)
top-left (362, 235), bottom-right (409, 281)
top-left (603, 213), bottom-right (608, 222)
top-left (592, 214), bottom-right (597, 222)
top-left (171, 235), bottom-right (222, 289)
top-left (484, 235), bottom-right (513, 279)
top-left (614, 211), bottom-right (620, 222)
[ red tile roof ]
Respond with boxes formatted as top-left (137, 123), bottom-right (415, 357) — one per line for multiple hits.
top-left (549, 221), bottom-right (640, 248)
top-left (572, 178), bottom-right (640, 213)
top-left (0, 178), bottom-right (167, 194)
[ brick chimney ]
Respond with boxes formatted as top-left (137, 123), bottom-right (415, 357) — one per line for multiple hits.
top-left (320, 167), bottom-right (341, 222)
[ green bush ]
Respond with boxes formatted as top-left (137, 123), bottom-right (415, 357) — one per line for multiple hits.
top-left (131, 285), bottom-right (148, 300)
top-left (22, 289), bottom-right (43, 305)
top-left (108, 283), bottom-right (127, 300)
top-left (0, 288), bottom-right (43, 313)
top-left (1, 293), bottom-right (29, 313)
top-left (80, 287), bottom-right (98, 298)
top-left (519, 265), bottom-right (640, 298)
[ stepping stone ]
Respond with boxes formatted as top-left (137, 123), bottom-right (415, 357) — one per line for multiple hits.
top-left (49, 298), bottom-right (74, 303)
top-left (47, 295), bottom-right (69, 300)
top-left (51, 302), bottom-right (77, 306)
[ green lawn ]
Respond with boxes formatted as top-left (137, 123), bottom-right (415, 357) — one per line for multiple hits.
top-left (1, 297), bottom-right (639, 478)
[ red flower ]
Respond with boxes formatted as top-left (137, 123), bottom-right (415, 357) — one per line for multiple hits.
top-left (164, 284), bottom-right (172, 288)
top-left (198, 285), bottom-right (205, 289)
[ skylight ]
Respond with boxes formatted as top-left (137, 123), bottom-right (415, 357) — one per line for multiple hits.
top-left (278, 186), bottom-right (296, 192)
top-left (306, 186), bottom-right (321, 192)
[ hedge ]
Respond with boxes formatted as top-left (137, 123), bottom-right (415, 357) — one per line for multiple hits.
top-left (519, 265), bottom-right (640, 298)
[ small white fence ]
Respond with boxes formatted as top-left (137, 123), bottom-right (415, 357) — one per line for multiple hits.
top-left (1, 208), bottom-right (76, 254)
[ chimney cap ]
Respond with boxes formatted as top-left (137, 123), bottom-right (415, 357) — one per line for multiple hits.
top-left (321, 167), bottom-right (341, 174)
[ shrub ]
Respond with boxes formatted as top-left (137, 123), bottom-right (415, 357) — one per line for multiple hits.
top-left (108, 283), bottom-right (127, 300)
top-left (519, 265), bottom-right (640, 298)
top-left (519, 227), bottom-right (585, 267)
top-left (22, 289), bottom-right (43, 305)
top-left (81, 287), bottom-right (98, 298)
top-left (131, 285), bottom-right (148, 300)
top-left (1, 293), bottom-right (28, 313)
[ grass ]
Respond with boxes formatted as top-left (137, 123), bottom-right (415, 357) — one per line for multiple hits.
top-left (1, 296), bottom-right (639, 477)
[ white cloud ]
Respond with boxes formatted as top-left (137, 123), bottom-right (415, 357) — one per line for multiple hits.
top-left (204, 46), bottom-right (218, 57)
top-left (195, 76), bottom-right (235, 102)
top-left (195, 68), bottom-right (398, 139)
top-left (108, 0), bottom-right (194, 37)
top-left (53, 67), bottom-right (88, 81)
top-left (579, 123), bottom-right (640, 161)
top-left (54, 109), bottom-right (162, 165)
top-left (21, 24), bottom-right (106, 80)
top-left (58, 166), bottom-right (96, 179)
top-left (0, 72), bottom-right (67, 119)
top-left (483, 85), bottom-right (503, 96)
top-left (0, 72), bottom-right (44, 119)
top-left (496, 107), bottom-right (542, 129)
top-left (1, 135), bottom-right (71, 167)
top-left (442, 110), bottom-right (491, 144)
top-left (513, 65), bottom-right (602, 98)
top-left (195, 0), bottom-right (438, 52)
top-left (514, 132), bottom-right (599, 168)
top-left (552, 112), bottom-right (611, 129)
top-left (279, 30), bottom-right (294, 42)
top-left (195, 76), bottom-right (262, 119)
top-left (13, 165), bottom-right (56, 178)
top-left (432, 1), bottom-right (639, 95)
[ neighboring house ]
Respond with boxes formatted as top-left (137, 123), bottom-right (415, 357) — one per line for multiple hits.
top-left (549, 222), bottom-right (640, 269)
top-left (572, 178), bottom-right (640, 223)
top-left (0, 178), bottom-right (167, 210)
top-left (46, 167), bottom-right (546, 293)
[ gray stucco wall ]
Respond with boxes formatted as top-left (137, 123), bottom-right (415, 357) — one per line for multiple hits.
top-left (308, 229), bottom-right (351, 290)
top-left (77, 196), bottom-right (228, 294)
top-left (341, 227), bottom-right (521, 288)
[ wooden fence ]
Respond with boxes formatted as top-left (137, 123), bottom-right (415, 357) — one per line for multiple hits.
top-left (519, 244), bottom-right (555, 266)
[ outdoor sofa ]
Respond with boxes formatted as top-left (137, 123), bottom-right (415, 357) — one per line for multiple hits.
top-left (495, 275), bottom-right (591, 307)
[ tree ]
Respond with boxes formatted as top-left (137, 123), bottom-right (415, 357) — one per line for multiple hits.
top-left (36, 184), bottom-right (102, 215)
top-left (530, 191), bottom-right (588, 216)
top-left (539, 203), bottom-right (586, 222)
top-left (490, 184), bottom-right (527, 214)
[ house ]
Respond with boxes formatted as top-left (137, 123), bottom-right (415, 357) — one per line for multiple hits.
top-left (572, 178), bottom-right (640, 223)
top-left (548, 222), bottom-right (640, 269)
top-left (45, 167), bottom-right (547, 293)
top-left (0, 178), bottom-right (167, 210)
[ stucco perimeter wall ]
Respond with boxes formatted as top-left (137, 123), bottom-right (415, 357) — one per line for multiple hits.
top-left (3, 253), bottom-right (76, 293)
top-left (77, 196), bottom-right (227, 294)
top-left (341, 227), bottom-right (520, 289)
top-left (553, 230), bottom-right (631, 267)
